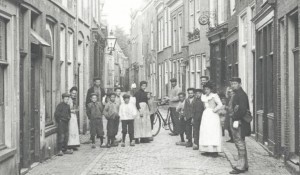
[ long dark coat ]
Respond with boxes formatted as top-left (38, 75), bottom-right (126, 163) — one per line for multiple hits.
top-left (232, 87), bottom-right (251, 138)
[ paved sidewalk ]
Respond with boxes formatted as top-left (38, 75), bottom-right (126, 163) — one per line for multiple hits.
top-left (222, 135), bottom-right (290, 175)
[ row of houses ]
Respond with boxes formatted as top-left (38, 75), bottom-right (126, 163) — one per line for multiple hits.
top-left (129, 0), bottom-right (299, 174)
top-left (0, 0), bottom-right (110, 174)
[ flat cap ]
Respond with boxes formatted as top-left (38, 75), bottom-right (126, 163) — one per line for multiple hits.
top-left (231, 77), bottom-right (241, 83)
top-left (62, 93), bottom-right (70, 98)
top-left (170, 78), bottom-right (177, 82)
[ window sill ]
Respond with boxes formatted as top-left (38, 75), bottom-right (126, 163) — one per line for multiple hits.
top-left (0, 60), bottom-right (8, 66)
top-left (188, 38), bottom-right (200, 44)
top-left (241, 42), bottom-right (247, 47)
top-left (0, 148), bottom-right (16, 163)
top-left (45, 125), bottom-right (57, 137)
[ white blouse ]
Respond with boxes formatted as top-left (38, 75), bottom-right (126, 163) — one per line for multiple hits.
top-left (201, 93), bottom-right (223, 112)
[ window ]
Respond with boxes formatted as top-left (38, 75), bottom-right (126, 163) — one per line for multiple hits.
top-left (45, 20), bottom-right (55, 125)
top-left (78, 0), bottom-right (83, 18)
top-left (164, 61), bottom-right (168, 84)
top-left (196, 55), bottom-right (201, 88)
top-left (178, 13), bottom-right (183, 52)
top-left (68, 30), bottom-right (74, 91)
top-left (177, 60), bottom-right (181, 87)
top-left (190, 57), bottom-right (195, 87)
top-left (0, 17), bottom-right (6, 147)
top-left (173, 61), bottom-right (176, 78)
top-left (201, 54), bottom-right (206, 76)
top-left (83, 0), bottom-right (89, 21)
top-left (241, 14), bottom-right (248, 43)
top-left (189, 0), bottom-right (195, 32)
top-left (158, 18), bottom-right (164, 51)
top-left (230, 0), bottom-right (236, 16)
top-left (60, 26), bottom-right (66, 93)
top-left (164, 9), bottom-right (168, 48)
top-left (217, 0), bottom-right (226, 24)
top-left (196, 0), bottom-right (200, 12)
top-left (172, 16), bottom-right (177, 53)
top-left (150, 22), bottom-right (154, 50)
top-left (158, 64), bottom-right (162, 98)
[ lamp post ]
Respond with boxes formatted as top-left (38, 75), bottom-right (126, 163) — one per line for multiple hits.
top-left (106, 30), bottom-right (117, 55)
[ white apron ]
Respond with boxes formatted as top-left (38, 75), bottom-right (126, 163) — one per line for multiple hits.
top-left (68, 98), bottom-right (80, 146)
top-left (134, 102), bottom-right (152, 138)
top-left (199, 93), bottom-right (223, 152)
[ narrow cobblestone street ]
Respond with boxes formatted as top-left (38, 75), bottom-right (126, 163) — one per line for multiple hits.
top-left (26, 110), bottom-right (290, 175)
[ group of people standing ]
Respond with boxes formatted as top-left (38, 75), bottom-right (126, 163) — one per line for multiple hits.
top-left (54, 75), bottom-right (251, 174)
top-left (54, 77), bottom-right (156, 156)
top-left (168, 76), bottom-right (251, 174)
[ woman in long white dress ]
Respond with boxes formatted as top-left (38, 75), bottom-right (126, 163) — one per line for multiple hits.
top-left (199, 82), bottom-right (223, 157)
top-left (67, 87), bottom-right (80, 150)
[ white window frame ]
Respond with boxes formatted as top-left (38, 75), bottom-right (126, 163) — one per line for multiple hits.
top-left (230, 0), bottom-right (236, 16)
top-left (178, 12), bottom-right (183, 52)
top-left (172, 16), bottom-right (177, 53)
top-left (189, 0), bottom-right (195, 32)
top-left (164, 9), bottom-right (168, 48)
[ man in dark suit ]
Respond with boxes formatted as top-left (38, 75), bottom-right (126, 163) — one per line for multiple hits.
top-left (86, 77), bottom-right (106, 108)
top-left (229, 77), bottom-right (251, 174)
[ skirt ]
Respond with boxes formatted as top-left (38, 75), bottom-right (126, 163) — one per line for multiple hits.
top-left (68, 114), bottom-right (80, 146)
top-left (199, 108), bottom-right (222, 152)
top-left (134, 102), bottom-right (152, 138)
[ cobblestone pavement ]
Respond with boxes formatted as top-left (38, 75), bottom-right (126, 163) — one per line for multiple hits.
top-left (27, 108), bottom-right (291, 175)
top-left (223, 134), bottom-right (290, 175)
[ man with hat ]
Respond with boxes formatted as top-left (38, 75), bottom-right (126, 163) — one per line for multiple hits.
top-left (86, 77), bottom-right (106, 108)
top-left (165, 78), bottom-right (181, 136)
top-left (229, 77), bottom-right (251, 174)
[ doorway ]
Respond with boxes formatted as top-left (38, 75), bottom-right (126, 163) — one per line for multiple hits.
top-left (19, 44), bottom-right (41, 169)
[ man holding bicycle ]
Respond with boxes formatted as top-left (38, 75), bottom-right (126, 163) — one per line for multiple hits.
top-left (164, 78), bottom-right (181, 136)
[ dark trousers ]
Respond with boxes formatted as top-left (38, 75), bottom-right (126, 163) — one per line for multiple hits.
top-left (107, 117), bottom-right (119, 138)
top-left (57, 121), bottom-right (69, 152)
top-left (121, 120), bottom-right (134, 142)
top-left (185, 118), bottom-right (192, 141)
top-left (170, 107), bottom-right (180, 134)
top-left (231, 120), bottom-right (248, 170)
top-left (193, 118), bottom-right (201, 145)
top-left (150, 114), bottom-right (155, 130)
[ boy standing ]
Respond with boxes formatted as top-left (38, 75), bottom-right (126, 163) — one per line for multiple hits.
top-left (86, 93), bottom-right (105, 148)
top-left (103, 93), bottom-right (120, 148)
top-left (54, 93), bottom-right (73, 156)
top-left (193, 89), bottom-right (205, 150)
top-left (183, 88), bottom-right (196, 148)
top-left (176, 92), bottom-right (186, 146)
top-left (119, 94), bottom-right (137, 147)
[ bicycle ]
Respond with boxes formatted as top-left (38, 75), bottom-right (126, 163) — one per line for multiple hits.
top-left (151, 100), bottom-right (175, 137)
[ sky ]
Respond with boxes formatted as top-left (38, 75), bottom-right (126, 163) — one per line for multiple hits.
top-left (102, 0), bottom-right (144, 34)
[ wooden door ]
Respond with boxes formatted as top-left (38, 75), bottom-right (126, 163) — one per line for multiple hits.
top-left (30, 44), bottom-right (40, 165)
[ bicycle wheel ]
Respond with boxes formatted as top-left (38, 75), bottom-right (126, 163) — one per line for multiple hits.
top-left (167, 109), bottom-right (175, 134)
top-left (151, 112), bottom-right (161, 137)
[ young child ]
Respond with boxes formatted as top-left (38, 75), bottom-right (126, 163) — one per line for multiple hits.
top-left (218, 93), bottom-right (227, 136)
top-left (103, 93), bottom-right (120, 148)
top-left (86, 93), bottom-right (105, 148)
top-left (119, 94), bottom-right (137, 147)
top-left (176, 92), bottom-right (186, 146)
top-left (54, 93), bottom-right (73, 156)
